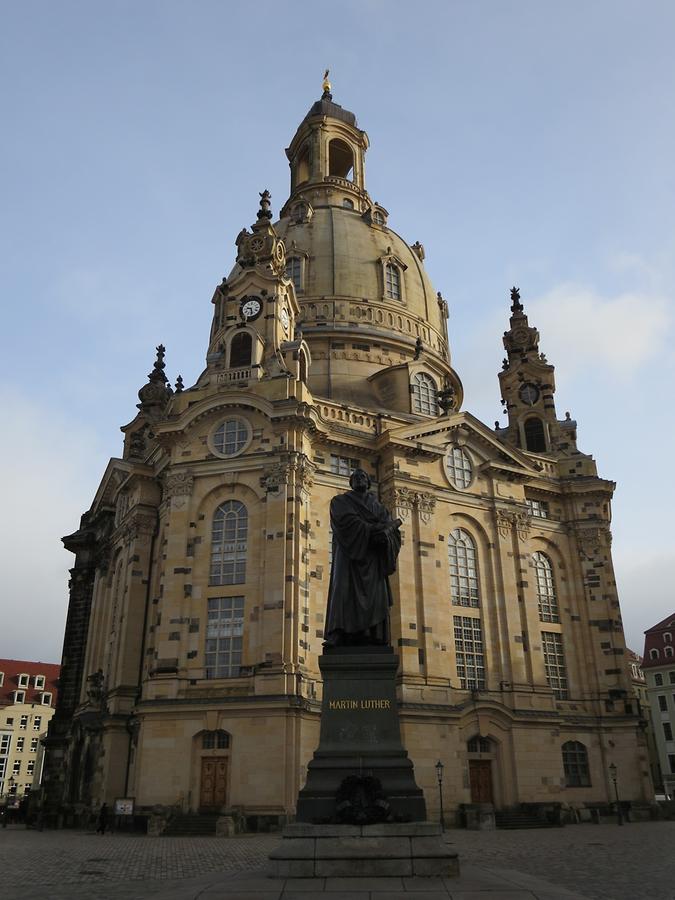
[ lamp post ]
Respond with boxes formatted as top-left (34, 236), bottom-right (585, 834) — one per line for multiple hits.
top-left (435, 760), bottom-right (445, 831)
top-left (608, 763), bottom-right (623, 826)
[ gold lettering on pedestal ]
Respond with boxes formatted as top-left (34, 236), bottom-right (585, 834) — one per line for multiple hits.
top-left (328, 699), bottom-right (391, 710)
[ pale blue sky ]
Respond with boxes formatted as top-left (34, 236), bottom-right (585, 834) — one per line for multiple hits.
top-left (2, 0), bottom-right (674, 661)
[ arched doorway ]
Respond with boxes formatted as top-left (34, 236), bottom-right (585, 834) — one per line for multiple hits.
top-left (467, 736), bottom-right (496, 804)
top-left (198, 730), bottom-right (231, 812)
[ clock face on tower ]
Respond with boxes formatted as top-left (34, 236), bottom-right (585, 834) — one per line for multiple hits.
top-left (240, 296), bottom-right (262, 321)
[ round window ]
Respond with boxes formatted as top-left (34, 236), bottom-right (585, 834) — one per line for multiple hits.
top-left (446, 446), bottom-right (472, 489)
top-left (212, 418), bottom-right (249, 457)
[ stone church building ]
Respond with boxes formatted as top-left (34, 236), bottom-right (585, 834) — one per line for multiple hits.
top-left (43, 83), bottom-right (653, 827)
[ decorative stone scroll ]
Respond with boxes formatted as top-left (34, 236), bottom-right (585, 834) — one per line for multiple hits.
top-left (165, 471), bottom-right (195, 497)
top-left (382, 487), bottom-right (436, 524)
top-left (496, 508), bottom-right (530, 541)
top-left (260, 452), bottom-right (315, 495)
top-left (575, 527), bottom-right (608, 558)
top-left (416, 492), bottom-right (437, 524)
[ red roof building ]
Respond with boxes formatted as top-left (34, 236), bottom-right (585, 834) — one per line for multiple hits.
top-left (0, 659), bottom-right (60, 708)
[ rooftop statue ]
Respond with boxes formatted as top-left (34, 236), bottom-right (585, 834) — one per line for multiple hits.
top-left (324, 469), bottom-right (402, 647)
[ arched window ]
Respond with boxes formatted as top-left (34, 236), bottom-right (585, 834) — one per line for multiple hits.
top-left (342, 198), bottom-right (354, 209)
top-left (412, 372), bottom-right (438, 415)
top-left (385, 263), bottom-right (401, 300)
top-left (446, 446), bottom-right (472, 489)
top-left (230, 332), bottom-right (252, 368)
top-left (562, 741), bottom-right (590, 787)
top-left (533, 552), bottom-right (559, 622)
top-left (373, 210), bottom-right (385, 225)
top-left (650, 648), bottom-right (660, 660)
top-left (524, 417), bottom-right (547, 452)
top-left (202, 730), bottom-right (231, 749)
top-left (666, 646), bottom-right (674, 658)
top-left (448, 528), bottom-right (480, 607)
top-left (285, 256), bottom-right (302, 292)
top-left (328, 139), bottom-right (354, 179)
top-left (467, 736), bottom-right (492, 754)
top-left (665, 632), bottom-right (673, 643)
top-left (299, 351), bottom-right (308, 383)
top-left (297, 144), bottom-right (310, 184)
top-left (210, 501), bottom-right (248, 585)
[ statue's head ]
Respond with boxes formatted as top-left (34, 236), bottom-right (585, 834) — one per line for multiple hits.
top-left (349, 468), bottom-right (371, 492)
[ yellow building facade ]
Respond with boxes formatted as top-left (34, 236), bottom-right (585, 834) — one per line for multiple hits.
top-left (44, 86), bottom-right (653, 828)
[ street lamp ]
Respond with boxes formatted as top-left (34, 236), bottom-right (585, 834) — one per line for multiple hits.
top-left (435, 760), bottom-right (445, 831)
top-left (608, 763), bottom-right (623, 826)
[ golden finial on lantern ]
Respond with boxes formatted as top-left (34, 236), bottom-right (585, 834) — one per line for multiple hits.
top-left (322, 68), bottom-right (331, 97)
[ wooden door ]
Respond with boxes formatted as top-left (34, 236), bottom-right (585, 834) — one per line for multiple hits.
top-left (469, 759), bottom-right (493, 803)
top-left (200, 757), bottom-right (228, 810)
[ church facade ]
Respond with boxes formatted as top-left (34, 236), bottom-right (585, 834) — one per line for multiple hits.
top-left (43, 84), bottom-right (653, 827)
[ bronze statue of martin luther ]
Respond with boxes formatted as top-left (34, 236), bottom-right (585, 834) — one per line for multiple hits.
top-left (324, 469), bottom-right (403, 647)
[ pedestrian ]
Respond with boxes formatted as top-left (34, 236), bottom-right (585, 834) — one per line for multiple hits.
top-left (96, 802), bottom-right (108, 835)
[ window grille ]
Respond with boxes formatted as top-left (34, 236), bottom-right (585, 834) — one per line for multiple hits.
top-left (411, 372), bottom-right (438, 415)
top-left (448, 529), bottom-right (480, 608)
top-left (202, 730), bottom-right (230, 749)
top-left (453, 615), bottom-right (485, 690)
top-left (210, 501), bottom-right (248, 586)
top-left (526, 498), bottom-right (549, 518)
top-left (533, 552), bottom-right (559, 622)
top-left (205, 596), bottom-right (245, 679)
top-left (446, 446), bottom-right (472, 488)
top-left (467, 736), bottom-right (491, 753)
top-left (285, 256), bottom-right (302, 292)
top-left (213, 419), bottom-right (248, 456)
top-left (385, 263), bottom-right (401, 300)
top-left (562, 741), bottom-right (590, 786)
top-left (542, 632), bottom-right (568, 699)
top-left (330, 454), bottom-right (360, 477)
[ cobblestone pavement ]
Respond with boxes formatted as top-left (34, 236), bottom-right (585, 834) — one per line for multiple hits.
top-left (448, 822), bottom-right (675, 900)
top-left (0, 822), bottom-right (673, 900)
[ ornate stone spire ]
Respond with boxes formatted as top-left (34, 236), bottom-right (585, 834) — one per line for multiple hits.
top-left (502, 286), bottom-right (540, 361)
top-left (235, 190), bottom-right (286, 276)
top-left (137, 344), bottom-right (172, 414)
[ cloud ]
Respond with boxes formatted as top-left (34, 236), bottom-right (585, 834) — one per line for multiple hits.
top-left (527, 284), bottom-right (672, 379)
top-left (614, 547), bottom-right (675, 657)
top-left (0, 389), bottom-right (109, 662)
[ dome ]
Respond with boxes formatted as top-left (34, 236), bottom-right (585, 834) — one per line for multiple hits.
top-left (227, 92), bottom-right (462, 411)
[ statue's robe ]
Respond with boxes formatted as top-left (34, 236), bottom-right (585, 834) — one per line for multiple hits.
top-left (325, 490), bottom-right (401, 643)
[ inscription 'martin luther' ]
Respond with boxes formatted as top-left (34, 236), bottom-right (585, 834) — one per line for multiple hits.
top-left (328, 698), bottom-right (392, 710)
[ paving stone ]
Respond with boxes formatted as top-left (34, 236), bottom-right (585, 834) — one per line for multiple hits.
top-left (324, 876), bottom-right (404, 890)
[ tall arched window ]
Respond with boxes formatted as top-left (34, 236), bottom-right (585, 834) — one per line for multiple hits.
top-left (296, 144), bottom-right (310, 184)
top-left (285, 256), bottom-right (302, 292)
top-left (524, 417), bottom-right (547, 452)
top-left (533, 552), bottom-right (559, 622)
top-left (210, 501), bottom-right (248, 585)
top-left (448, 528), bottom-right (480, 607)
top-left (562, 741), bottom-right (590, 787)
top-left (230, 332), bottom-right (252, 368)
top-left (412, 372), bottom-right (438, 415)
top-left (385, 263), bottom-right (401, 300)
top-left (328, 139), bottom-right (354, 179)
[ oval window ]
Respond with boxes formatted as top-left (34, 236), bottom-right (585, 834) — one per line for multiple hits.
top-left (212, 418), bottom-right (249, 457)
top-left (446, 446), bottom-right (472, 489)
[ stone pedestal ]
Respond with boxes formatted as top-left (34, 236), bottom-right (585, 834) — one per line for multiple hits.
top-left (270, 822), bottom-right (459, 878)
top-left (295, 646), bottom-right (426, 824)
